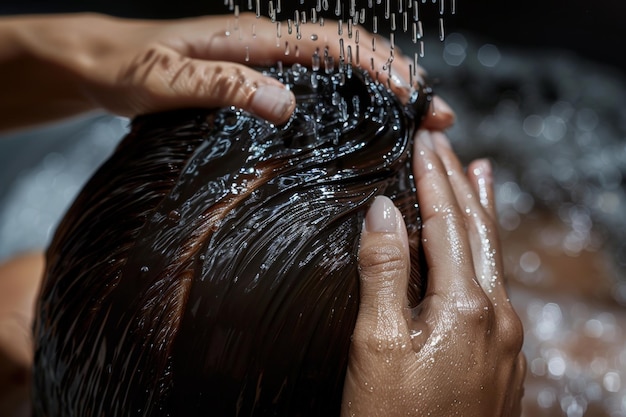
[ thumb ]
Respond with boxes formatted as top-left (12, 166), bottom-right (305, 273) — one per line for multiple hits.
top-left (355, 196), bottom-right (411, 344)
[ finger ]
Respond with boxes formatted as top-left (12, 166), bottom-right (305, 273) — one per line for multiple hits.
top-left (412, 130), bottom-right (485, 301)
top-left (121, 46), bottom-right (296, 124)
top-left (422, 96), bottom-right (456, 130)
top-left (429, 132), bottom-right (508, 303)
top-left (505, 353), bottom-right (527, 417)
top-left (354, 196), bottom-right (412, 349)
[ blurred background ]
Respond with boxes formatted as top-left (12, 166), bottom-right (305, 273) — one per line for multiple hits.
top-left (1, 1), bottom-right (625, 416)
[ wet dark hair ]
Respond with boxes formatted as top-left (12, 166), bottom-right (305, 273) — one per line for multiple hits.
top-left (33, 65), bottom-right (431, 416)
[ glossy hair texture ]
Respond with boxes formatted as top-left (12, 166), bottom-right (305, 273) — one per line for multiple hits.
top-left (33, 65), bottom-right (431, 416)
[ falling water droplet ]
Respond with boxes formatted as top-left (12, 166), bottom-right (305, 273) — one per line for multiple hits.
top-left (335, 0), bottom-right (342, 16)
top-left (438, 17), bottom-right (445, 41)
top-left (140, 266), bottom-right (149, 273)
top-left (225, 20), bottom-right (231, 36)
top-left (324, 55), bottom-right (335, 74)
top-left (310, 33), bottom-right (318, 41)
top-left (339, 38), bottom-right (345, 60)
top-left (256, 0), bottom-right (261, 17)
top-left (439, 0), bottom-right (444, 14)
top-left (312, 48), bottom-right (321, 70)
top-left (245, 46), bottom-right (250, 61)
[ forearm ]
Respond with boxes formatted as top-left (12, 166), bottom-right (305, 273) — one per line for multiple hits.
top-left (0, 14), bottom-right (107, 132)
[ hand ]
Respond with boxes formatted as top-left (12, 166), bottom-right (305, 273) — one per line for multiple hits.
top-left (342, 131), bottom-right (525, 417)
top-left (0, 13), bottom-right (454, 131)
top-left (0, 252), bottom-right (44, 417)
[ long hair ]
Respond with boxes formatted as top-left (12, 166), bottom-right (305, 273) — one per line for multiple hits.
top-left (33, 65), bottom-right (431, 416)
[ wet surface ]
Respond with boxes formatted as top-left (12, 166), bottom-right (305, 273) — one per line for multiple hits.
top-left (1, 33), bottom-right (625, 417)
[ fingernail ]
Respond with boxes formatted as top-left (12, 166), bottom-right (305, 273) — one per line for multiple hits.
top-left (365, 196), bottom-right (397, 233)
top-left (417, 130), bottom-right (434, 150)
top-left (431, 96), bottom-right (456, 122)
top-left (251, 84), bottom-right (295, 122)
top-left (389, 69), bottom-right (410, 91)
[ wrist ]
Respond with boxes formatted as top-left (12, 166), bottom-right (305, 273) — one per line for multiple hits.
top-left (0, 13), bottom-right (113, 130)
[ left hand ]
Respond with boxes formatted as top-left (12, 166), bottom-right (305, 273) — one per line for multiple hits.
top-left (342, 131), bottom-right (525, 417)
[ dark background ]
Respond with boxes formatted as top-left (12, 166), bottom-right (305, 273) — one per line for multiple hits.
top-left (1, 0), bottom-right (625, 72)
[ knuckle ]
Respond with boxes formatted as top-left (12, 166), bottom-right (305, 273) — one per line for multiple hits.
top-left (422, 203), bottom-right (467, 232)
top-left (498, 308), bottom-right (525, 355)
top-left (454, 289), bottom-right (494, 328)
top-left (211, 66), bottom-right (255, 103)
top-left (351, 327), bottom-right (411, 358)
top-left (358, 243), bottom-right (407, 280)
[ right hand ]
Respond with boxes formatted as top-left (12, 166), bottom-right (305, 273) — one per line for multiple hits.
top-left (342, 130), bottom-right (525, 417)
top-left (1, 12), bottom-right (454, 130)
